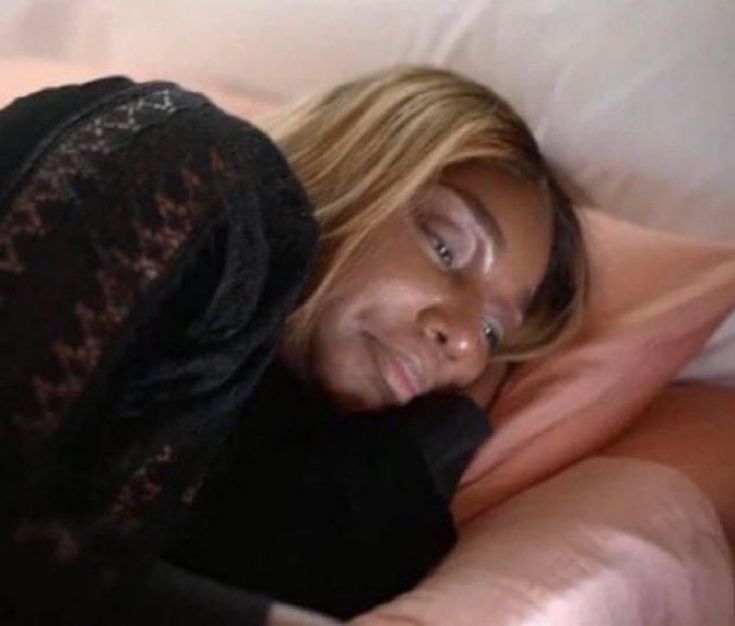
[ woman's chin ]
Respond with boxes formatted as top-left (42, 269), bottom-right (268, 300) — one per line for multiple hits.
top-left (327, 381), bottom-right (388, 414)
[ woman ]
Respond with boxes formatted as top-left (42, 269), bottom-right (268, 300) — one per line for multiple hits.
top-left (0, 67), bottom-right (585, 624)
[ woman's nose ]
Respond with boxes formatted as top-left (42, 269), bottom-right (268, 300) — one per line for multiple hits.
top-left (419, 302), bottom-right (486, 368)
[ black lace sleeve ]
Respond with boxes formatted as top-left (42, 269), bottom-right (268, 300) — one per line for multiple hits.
top-left (0, 79), bottom-right (317, 625)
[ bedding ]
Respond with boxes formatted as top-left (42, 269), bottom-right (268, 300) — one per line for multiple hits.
top-left (2, 24), bottom-right (735, 625)
top-left (350, 218), bottom-right (735, 624)
top-left (455, 211), bottom-right (735, 519)
top-left (679, 311), bottom-right (735, 387)
top-left (353, 456), bottom-right (735, 626)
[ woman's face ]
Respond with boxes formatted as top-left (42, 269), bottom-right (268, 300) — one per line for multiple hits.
top-left (286, 162), bottom-right (552, 412)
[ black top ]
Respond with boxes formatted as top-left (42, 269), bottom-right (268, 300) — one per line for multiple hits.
top-left (0, 78), bottom-right (490, 625)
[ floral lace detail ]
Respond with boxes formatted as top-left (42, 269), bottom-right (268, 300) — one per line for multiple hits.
top-left (0, 88), bottom-right (195, 275)
top-left (1, 86), bottom-right (220, 440)
top-left (107, 445), bottom-right (177, 531)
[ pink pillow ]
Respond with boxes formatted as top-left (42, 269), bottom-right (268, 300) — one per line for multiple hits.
top-left (454, 210), bottom-right (735, 523)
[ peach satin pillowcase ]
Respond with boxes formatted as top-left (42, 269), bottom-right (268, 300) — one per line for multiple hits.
top-left (454, 210), bottom-right (735, 523)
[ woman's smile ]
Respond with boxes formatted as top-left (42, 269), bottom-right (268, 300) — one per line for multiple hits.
top-left (367, 334), bottom-right (428, 405)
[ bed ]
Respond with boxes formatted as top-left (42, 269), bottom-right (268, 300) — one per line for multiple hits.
top-left (2, 2), bottom-right (734, 624)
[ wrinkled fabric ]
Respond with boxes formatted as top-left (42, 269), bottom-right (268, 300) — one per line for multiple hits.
top-left (354, 212), bottom-right (735, 626)
top-left (455, 211), bottom-right (735, 520)
top-left (354, 457), bottom-right (735, 626)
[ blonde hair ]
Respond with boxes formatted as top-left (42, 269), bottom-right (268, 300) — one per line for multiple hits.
top-left (263, 65), bottom-right (587, 364)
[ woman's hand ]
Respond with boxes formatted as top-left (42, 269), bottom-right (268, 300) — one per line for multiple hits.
top-left (463, 361), bottom-right (509, 410)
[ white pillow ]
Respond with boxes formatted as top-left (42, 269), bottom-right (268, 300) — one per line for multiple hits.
top-left (11, 0), bottom-right (732, 243)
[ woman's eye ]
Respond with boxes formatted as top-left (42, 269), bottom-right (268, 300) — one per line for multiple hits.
top-left (482, 320), bottom-right (503, 352)
top-left (422, 225), bottom-right (455, 268)
top-left (434, 238), bottom-right (454, 267)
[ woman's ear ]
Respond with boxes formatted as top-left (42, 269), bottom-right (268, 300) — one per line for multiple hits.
top-left (464, 361), bottom-right (510, 410)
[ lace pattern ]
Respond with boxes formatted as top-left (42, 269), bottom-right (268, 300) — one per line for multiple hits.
top-left (0, 86), bottom-right (214, 441)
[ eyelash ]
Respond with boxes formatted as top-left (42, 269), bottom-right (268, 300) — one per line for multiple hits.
top-left (422, 224), bottom-right (503, 352)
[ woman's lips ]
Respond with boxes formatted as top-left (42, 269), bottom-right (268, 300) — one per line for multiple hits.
top-left (370, 337), bottom-right (424, 405)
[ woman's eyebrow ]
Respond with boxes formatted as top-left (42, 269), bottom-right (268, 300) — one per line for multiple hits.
top-left (444, 183), bottom-right (506, 252)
